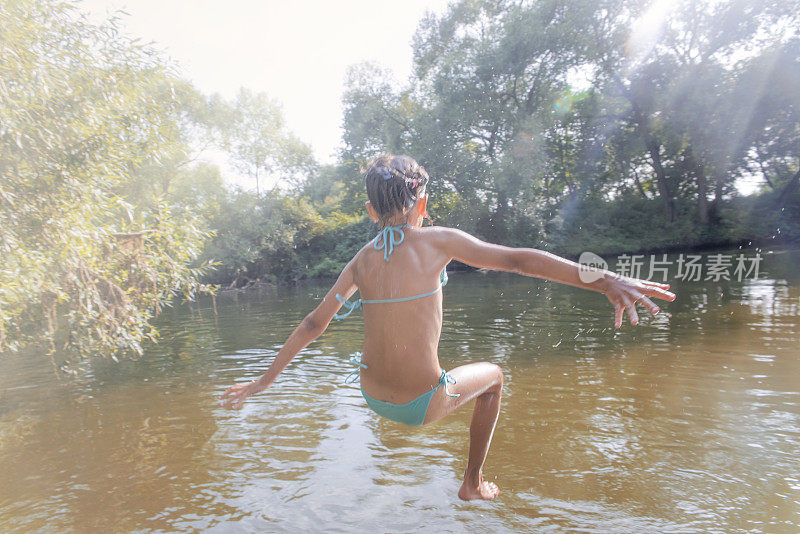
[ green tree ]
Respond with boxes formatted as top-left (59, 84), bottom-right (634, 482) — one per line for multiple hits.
top-left (0, 0), bottom-right (213, 363)
top-left (223, 88), bottom-right (316, 195)
top-left (735, 41), bottom-right (800, 205)
top-left (586, 0), bottom-right (800, 221)
top-left (335, 0), bottom-right (799, 253)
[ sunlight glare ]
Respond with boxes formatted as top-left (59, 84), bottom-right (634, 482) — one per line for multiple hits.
top-left (625, 0), bottom-right (676, 68)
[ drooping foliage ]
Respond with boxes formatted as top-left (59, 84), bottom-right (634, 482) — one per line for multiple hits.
top-left (0, 0), bottom-right (215, 362)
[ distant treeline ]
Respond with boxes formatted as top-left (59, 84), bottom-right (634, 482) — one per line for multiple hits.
top-left (202, 0), bottom-right (800, 284)
top-left (2, 0), bottom-right (798, 363)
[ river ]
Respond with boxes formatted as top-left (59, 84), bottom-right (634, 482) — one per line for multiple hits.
top-left (1, 248), bottom-right (798, 532)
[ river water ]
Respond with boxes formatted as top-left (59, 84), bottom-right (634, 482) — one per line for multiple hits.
top-left (1, 249), bottom-right (799, 532)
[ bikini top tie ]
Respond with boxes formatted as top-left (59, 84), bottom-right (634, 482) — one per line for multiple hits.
top-left (333, 224), bottom-right (447, 320)
top-left (374, 224), bottom-right (406, 262)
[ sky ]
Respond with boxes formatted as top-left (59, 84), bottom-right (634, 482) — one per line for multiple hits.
top-left (78, 0), bottom-right (452, 177)
top-left (76, 0), bottom-right (762, 195)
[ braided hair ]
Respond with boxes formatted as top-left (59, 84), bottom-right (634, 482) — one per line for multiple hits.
top-left (364, 155), bottom-right (429, 227)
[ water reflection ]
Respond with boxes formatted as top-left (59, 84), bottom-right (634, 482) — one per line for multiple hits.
top-left (0, 249), bottom-right (798, 531)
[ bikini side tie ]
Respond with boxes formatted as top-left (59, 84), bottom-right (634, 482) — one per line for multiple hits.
top-left (441, 370), bottom-right (460, 398)
top-left (345, 352), bottom-right (368, 384)
top-left (374, 224), bottom-right (407, 262)
top-left (345, 352), bottom-right (460, 399)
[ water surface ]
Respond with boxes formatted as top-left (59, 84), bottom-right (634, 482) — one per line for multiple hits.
top-left (1, 249), bottom-right (799, 532)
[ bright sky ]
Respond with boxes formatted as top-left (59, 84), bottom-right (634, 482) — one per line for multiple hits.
top-left (77, 0), bottom-right (763, 195)
top-left (78, 0), bottom-right (451, 172)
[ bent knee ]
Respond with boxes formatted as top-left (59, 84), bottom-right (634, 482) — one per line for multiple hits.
top-left (481, 362), bottom-right (503, 390)
top-left (494, 364), bottom-right (504, 389)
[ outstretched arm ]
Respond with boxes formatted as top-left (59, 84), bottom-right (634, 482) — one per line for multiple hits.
top-left (219, 261), bottom-right (357, 409)
top-left (438, 228), bottom-right (676, 328)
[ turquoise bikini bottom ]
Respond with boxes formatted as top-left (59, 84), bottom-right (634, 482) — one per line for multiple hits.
top-left (346, 354), bottom-right (460, 427)
top-left (361, 370), bottom-right (460, 427)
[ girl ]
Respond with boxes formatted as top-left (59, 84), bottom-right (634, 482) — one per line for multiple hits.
top-left (220, 154), bottom-right (676, 501)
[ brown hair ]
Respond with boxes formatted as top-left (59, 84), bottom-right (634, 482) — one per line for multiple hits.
top-left (364, 154), bottom-right (429, 227)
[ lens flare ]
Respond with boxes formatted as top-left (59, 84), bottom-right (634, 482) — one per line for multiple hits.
top-left (625, 0), bottom-right (676, 68)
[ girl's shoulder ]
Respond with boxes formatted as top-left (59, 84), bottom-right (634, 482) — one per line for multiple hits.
top-left (410, 226), bottom-right (481, 259)
top-left (351, 238), bottom-right (378, 261)
top-left (348, 225), bottom-right (475, 265)
top-left (412, 224), bottom-right (459, 236)
top-left (415, 225), bottom-right (473, 244)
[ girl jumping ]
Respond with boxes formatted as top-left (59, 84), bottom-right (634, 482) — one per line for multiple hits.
top-left (220, 154), bottom-right (676, 500)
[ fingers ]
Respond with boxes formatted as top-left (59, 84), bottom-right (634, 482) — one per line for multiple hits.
top-left (638, 294), bottom-right (660, 315)
top-left (609, 276), bottom-right (675, 328)
top-left (219, 383), bottom-right (248, 409)
top-left (219, 383), bottom-right (244, 400)
top-left (643, 285), bottom-right (677, 302)
top-left (622, 294), bottom-right (639, 325)
top-left (220, 392), bottom-right (245, 410)
top-left (638, 280), bottom-right (676, 300)
top-left (219, 392), bottom-right (234, 408)
top-left (640, 280), bottom-right (671, 290)
top-left (614, 301), bottom-right (624, 329)
top-left (629, 290), bottom-right (659, 316)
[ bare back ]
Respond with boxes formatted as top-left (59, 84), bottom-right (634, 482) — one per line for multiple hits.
top-left (351, 226), bottom-right (451, 404)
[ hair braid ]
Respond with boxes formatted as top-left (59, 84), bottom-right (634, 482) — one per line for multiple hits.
top-left (364, 155), bottom-right (429, 227)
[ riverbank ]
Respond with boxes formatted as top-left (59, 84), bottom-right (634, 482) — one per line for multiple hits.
top-left (205, 189), bottom-right (799, 288)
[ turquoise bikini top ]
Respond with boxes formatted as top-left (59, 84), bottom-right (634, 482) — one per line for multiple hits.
top-left (333, 224), bottom-right (447, 320)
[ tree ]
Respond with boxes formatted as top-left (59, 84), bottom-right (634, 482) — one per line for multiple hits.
top-left (223, 88), bottom-right (316, 195)
top-left (735, 40), bottom-right (800, 204)
top-left (0, 0), bottom-right (213, 364)
top-left (586, 0), bottom-right (800, 221)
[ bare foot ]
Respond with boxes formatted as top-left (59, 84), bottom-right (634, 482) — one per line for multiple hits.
top-left (458, 476), bottom-right (500, 501)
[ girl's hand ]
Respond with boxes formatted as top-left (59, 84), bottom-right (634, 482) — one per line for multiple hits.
top-left (219, 380), bottom-right (264, 409)
top-left (602, 275), bottom-right (676, 328)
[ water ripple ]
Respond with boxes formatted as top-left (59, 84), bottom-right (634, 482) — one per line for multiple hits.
top-left (1, 250), bottom-right (799, 531)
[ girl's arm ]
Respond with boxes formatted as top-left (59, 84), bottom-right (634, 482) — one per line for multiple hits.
top-left (219, 261), bottom-right (358, 409)
top-left (438, 227), bottom-right (676, 328)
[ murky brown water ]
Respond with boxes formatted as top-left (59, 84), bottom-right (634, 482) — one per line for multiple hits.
top-left (1, 248), bottom-right (799, 532)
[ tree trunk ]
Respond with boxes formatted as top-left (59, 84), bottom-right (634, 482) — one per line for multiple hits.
top-left (492, 190), bottom-right (510, 243)
top-left (632, 167), bottom-right (647, 198)
top-left (710, 173), bottom-right (725, 215)
top-left (687, 150), bottom-right (709, 224)
top-left (628, 98), bottom-right (676, 222)
top-left (645, 140), bottom-right (676, 222)
top-left (696, 167), bottom-right (709, 224)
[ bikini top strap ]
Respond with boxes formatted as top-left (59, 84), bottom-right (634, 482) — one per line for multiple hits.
top-left (332, 225), bottom-right (447, 321)
top-left (333, 293), bottom-right (362, 320)
top-left (374, 224), bottom-right (407, 262)
top-left (361, 284), bottom-right (441, 304)
top-left (334, 271), bottom-right (447, 321)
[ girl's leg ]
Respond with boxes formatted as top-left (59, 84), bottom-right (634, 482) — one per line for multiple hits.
top-left (423, 362), bottom-right (503, 500)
